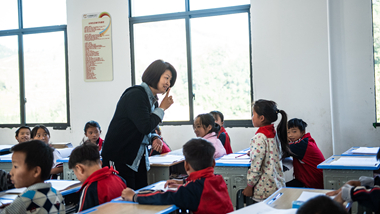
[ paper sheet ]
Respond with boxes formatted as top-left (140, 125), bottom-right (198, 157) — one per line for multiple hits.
top-left (228, 202), bottom-right (297, 214)
top-left (352, 147), bottom-right (379, 155)
top-left (5, 180), bottom-right (80, 194)
top-left (149, 155), bottom-right (184, 164)
top-left (139, 181), bottom-right (178, 192)
top-left (328, 157), bottom-right (378, 166)
top-left (0, 154), bottom-right (13, 160)
top-left (296, 191), bottom-right (328, 202)
top-left (219, 153), bottom-right (250, 160)
top-left (56, 148), bottom-right (74, 158)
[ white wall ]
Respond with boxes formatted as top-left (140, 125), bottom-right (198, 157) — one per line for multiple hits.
top-left (1, 0), bottom-right (379, 158)
top-left (329, 0), bottom-right (380, 154)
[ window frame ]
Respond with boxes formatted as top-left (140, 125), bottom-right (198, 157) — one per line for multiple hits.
top-left (0, 0), bottom-right (70, 129)
top-left (128, 1), bottom-right (253, 127)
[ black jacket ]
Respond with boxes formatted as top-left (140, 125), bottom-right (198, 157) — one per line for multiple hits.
top-left (101, 85), bottom-right (161, 165)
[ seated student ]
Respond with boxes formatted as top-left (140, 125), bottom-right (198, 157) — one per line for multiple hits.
top-left (210, 111), bottom-right (233, 154)
top-left (69, 142), bottom-right (127, 212)
top-left (1, 140), bottom-right (65, 213)
top-left (31, 125), bottom-right (63, 177)
top-left (287, 118), bottom-right (325, 189)
top-left (15, 126), bottom-right (31, 144)
top-left (193, 113), bottom-right (226, 158)
top-left (326, 149), bottom-right (380, 212)
top-left (149, 125), bottom-right (171, 156)
top-left (296, 195), bottom-right (347, 214)
top-left (83, 120), bottom-right (103, 151)
top-left (121, 138), bottom-right (234, 214)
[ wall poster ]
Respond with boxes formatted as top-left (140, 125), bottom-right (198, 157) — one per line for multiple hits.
top-left (82, 12), bottom-right (113, 82)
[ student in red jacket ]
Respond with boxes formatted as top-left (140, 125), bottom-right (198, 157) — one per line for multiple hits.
top-left (69, 143), bottom-right (126, 212)
top-left (83, 120), bottom-right (103, 151)
top-left (210, 110), bottom-right (233, 154)
top-left (287, 118), bottom-right (325, 189)
top-left (121, 138), bottom-right (234, 214)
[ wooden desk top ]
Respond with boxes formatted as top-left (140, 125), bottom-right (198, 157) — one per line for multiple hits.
top-left (80, 202), bottom-right (174, 214)
top-left (264, 187), bottom-right (332, 209)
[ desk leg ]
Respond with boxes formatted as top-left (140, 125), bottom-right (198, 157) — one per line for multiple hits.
top-left (148, 167), bottom-right (170, 185)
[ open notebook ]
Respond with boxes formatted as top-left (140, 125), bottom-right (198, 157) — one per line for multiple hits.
top-left (5, 180), bottom-right (81, 194)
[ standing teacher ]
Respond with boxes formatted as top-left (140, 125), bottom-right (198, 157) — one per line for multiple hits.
top-left (101, 60), bottom-right (177, 190)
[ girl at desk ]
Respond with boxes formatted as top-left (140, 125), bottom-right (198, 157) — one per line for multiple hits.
top-left (31, 125), bottom-right (63, 178)
top-left (242, 99), bottom-right (291, 201)
top-left (193, 113), bottom-right (226, 158)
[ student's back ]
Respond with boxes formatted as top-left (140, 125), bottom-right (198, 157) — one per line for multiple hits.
top-left (122, 138), bottom-right (233, 214)
top-left (69, 143), bottom-right (126, 212)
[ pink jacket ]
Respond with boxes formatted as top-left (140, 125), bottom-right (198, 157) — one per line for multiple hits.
top-left (203, 132), bottom-right (226, 158)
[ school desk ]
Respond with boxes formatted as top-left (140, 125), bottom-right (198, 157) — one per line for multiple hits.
top-left (341, 147), bottom-right (380, 156)
top-left (214, 153), bottom-right (251, 209)
top-left (58, 150), bottom-right (186, 182)
top-left (78, 202), bottom-right (176, 214)
top-left (0, 153), bottom-right (13, 173)
top-left (0, 180), bottom-right (82, 213)
top-left (147, 150), bottom-right (185, 185)
top-left (317, 155), bottom-right (380, 190)
top-left (81, 181), bottom-right (178, 214)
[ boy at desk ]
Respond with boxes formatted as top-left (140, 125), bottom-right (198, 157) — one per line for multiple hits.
top-left (121, 138), bottom-right (234, 214)
top-left (1, 140), bottom-right (65, 213)
top-left (68, 143), bottom-right (126, 212)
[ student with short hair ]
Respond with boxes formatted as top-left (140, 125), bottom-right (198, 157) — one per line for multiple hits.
top-left (296, 195), bottom-right (347, 214)
top-left (121, 138), bottom-right (234, 214)
top-left (193, 113), bottom-right (226, 158)
top-left (1, 140), bottom-right (65, 213)
top-left (69, 143), bottom-right (126, 212)
top-left (31, 125), bottom-right (63, 178)
top-left (210, 111), bottom-right (233, 154)
top-left (15, 126), bottom-right (31, 144)
top-left (287, 118), bottom-right (325, 189)
top-left (83, 120), bottom-right (103, 151)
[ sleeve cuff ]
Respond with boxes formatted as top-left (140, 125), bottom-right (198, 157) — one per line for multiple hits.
top-left (341, 184), bottom-right (353, 202)
top-left (359, 176), bottom-right (374, 187)
top-left (133, 194), bottom-right (138, 202)
top-left (153, 108), bottom-right (164, 121)
top-left (247, 183), bottom-right (254, 187)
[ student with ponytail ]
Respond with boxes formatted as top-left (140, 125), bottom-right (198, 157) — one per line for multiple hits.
top-left (242, 99), bottom-right (290, 201)
top-left (193, 113), bottom-right (226, 158)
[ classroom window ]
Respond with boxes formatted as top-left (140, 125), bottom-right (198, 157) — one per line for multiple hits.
top-left (0, 0), bottom-right (69, 128)
top-left (374, 0), bottom-right (380, 123)
top-left (129, 0), bottom-right (252, 126)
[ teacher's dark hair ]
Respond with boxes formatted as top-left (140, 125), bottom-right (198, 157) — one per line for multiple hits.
top-left (142, 60), bottom-right (177, 89)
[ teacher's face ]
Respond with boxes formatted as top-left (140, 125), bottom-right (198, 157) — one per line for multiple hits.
top-left (157, 70), bottom-right (172, 94)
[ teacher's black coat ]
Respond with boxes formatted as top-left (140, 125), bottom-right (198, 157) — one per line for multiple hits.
top-left (101, 85), bottom-right (161, 165)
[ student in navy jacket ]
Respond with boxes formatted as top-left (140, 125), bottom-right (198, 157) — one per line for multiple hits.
top-left (121, 138), bottom-right (234, 214)
top-left (101, 60), bottom-right (177, 190)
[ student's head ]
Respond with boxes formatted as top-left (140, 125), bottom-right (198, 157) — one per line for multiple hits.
top-left (69, 142), bottom-right (101, 183)
top-left (15, 126), bottom-right (31, 144)
top-left (31, 125), bottom-right (50, 144)
top-left (210, 110), bottom-right (224, 127)
top-left (155, 126), bottom-right (161, 136)
top-left (252, 99), bottom-right (290, 158)
top-left (288, 118), bottom-right (308, 142)
top-left (193, 113), bottom-right (221, 138)
top-left (10, 140), bottom-right (53, 188)
top-left (84, 120), bottom-right (102, 144)
top-left (142, 60), bottom-right (177, 94)
top-left (183, 138), bottom-right (215, 173)
top-left (296, 195), bottom-right (347, 214)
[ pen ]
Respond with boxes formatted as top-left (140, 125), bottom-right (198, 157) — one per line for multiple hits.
top-left (267, 192), bottom-right (283, 205)
top-left (235, 153), bottom-right (248, 158)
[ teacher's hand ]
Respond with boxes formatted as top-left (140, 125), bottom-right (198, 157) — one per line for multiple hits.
top-left (152, 138), bottom-right (163, 153)
top-left (159, 88), bottom-right (174, 110)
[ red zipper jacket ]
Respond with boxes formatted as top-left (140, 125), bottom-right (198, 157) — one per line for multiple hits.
top-left (218, 127), bottom-right (233, 154)
top-left (135, 167), bottom-right (233, 214)
top-left (78, 166), bottom-right (127, 212)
